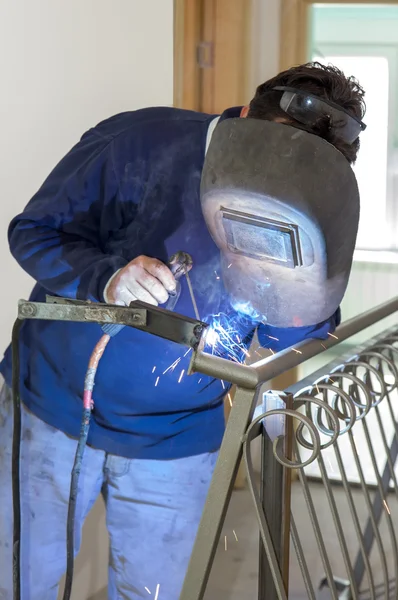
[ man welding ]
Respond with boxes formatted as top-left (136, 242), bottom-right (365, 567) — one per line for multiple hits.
top-left (0, 62), bottom-right (365, 599)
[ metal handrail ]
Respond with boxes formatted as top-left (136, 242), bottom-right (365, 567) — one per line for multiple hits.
top-left (190, 296), bottom-right (398, 387)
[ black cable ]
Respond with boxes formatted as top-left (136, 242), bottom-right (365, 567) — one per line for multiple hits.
top-left (11, 318), bottom-right (23, 600)
top-left (62, 407), bottom-right (92, 600)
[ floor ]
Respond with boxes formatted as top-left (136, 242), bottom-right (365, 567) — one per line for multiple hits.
top-left (78, 479), bottom-right (397, 600)
top-left (203, 480), bottom-right (397, 600)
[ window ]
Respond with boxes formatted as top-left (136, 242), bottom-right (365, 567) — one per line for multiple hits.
top-left (313, 55), bottom-right (389, 249)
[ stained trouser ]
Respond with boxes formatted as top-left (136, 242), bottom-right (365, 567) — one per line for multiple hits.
top-left (0, 382), bottom-right (217, 599)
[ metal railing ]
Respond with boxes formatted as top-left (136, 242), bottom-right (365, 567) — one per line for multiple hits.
top-left (255, 323), bottom-right (398, 600)
top-left (181, 297), bottom-right (398, 600)
top-left (12, 294), bottom-right (398, 600)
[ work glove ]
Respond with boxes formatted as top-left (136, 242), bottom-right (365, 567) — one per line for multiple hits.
top-left (104, 255), bottom-right (176, 306)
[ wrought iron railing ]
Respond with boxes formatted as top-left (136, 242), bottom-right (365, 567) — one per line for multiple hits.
top-left (249, 324), bottom-right (398, 600)
top-left (181, 297), bottom-right (398, 600)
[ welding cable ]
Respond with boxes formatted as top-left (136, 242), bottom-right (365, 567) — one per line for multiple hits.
top-left (62, 333), bottom-right (110, 600)
top-left (11, 319), bottom-right (23, 600)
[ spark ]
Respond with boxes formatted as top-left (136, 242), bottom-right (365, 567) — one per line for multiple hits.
top-left (321, 343), bottom-right (327, 350)
top-left (269, 348), bottom-right (275, 355)
top-left (233, 529), bottom-right (238, 542)
top-left (178, 369), bottom-right (185, 383)
top-left (154, 584), bottom-right (160, 600)
top-left (292, 348), bottom-right (302, 355)
top-left (228, 393), bottom-right (233, 407)
top-left (163, 357), bottom-right (181, 375)
top-left (383, 499), bottom-right (391, 515)
top-left (255, 350), bottom-right (262, 357)
top-left (145, 588), bottom-right (151, 595)
top-left (327, 332), bottom-right (339, 340)
top-left (183, 348), bottom-right (192, 357)
top-left (268, 335), bottom-right (279, 341)
top-left (152, 366), bottom-right (156, 373)
top-left (204, 312), bottom-right (251, 363)
top-left (155, 376), bottom-right (160, 387)
top-left (315, 384), bottom-right (320, 394)
top-left (227, 263), bottom-right (232, 268)
top-left (225, 535), bottom-right (228, 551)
top-left (198, 378), bottom-right (202, 383)
top-left (214, 270), bottom-right (220, 280)
top-left (221, 380), bottom-right (225, 389)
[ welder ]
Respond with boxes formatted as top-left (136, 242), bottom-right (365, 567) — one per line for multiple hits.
top-left (0, 62), bottom-right (366, 599)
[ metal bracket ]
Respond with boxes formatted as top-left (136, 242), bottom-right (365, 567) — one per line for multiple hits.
top-left (17, 296), bottom-right (207, 349)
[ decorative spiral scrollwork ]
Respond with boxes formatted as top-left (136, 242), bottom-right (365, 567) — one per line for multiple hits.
top-left (243, 335), bottom-right (398, 469)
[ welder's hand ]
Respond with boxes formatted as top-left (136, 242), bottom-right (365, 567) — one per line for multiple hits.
top-left (104, 256), bottom-right (177, 306)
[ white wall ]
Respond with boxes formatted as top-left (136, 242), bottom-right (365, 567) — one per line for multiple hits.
top-left (0, 0), bottom-right (174, 353)
top-left (0, 1), bottom-right (173, 598)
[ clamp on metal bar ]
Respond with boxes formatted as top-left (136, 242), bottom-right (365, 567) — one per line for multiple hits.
top-left (17, 296), bottom-right (208, 350)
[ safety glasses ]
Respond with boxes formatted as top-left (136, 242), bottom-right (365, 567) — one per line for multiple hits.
top-left (273, 86), bottom-right (366, 144)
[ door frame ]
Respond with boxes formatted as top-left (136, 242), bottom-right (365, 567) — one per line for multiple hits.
top-left (174, 0), bottom-right (202, 110)
top-left (280, 0), bottom-right (398, 70)
top-left (173, 0), bottom-right (252, 112)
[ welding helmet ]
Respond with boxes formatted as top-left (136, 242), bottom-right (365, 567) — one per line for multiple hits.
top-left (201, 101), bottom-right (362, 328)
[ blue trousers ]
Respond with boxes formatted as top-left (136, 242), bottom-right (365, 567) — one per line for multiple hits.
top-left (0, 383), bottom-right (218, 599)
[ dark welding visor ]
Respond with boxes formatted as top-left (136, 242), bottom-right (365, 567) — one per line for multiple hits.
top-left (274, 86), bottom-right (366, 144)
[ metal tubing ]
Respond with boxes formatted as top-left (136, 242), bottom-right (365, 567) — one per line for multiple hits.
top-left (348, 427), bottom-right (390, 598)
top-left (290, 515), bottom-right (317, 600)
top-left (316, 451), bottom-right (359, 600)
top-left (190, 296), bottom-right (398, 390)
top-left (179, 385), bottom-right (260, 600)
top-left (189, 350), bottom-right (258, 389)
top-left (251, 296), bottom-right (398, 384)
top-left (295, 442), bottom-right (339, 600)
top-left (258, 393), bottom-right (293, 600)
top-left (353, 415), bottom-right (398, 589)
top-left (332, 434), bottom-right (376, 600)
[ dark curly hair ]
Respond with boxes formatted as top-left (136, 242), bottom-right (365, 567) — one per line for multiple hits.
top-left (248, 62), bottom-right (366, 164)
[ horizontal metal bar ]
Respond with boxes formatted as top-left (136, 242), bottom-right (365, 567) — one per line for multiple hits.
top-left (19, 297), bottom-right (208, 349)
top-left (251, 296), bottom-right (398, 383)
top-left (190, 296), bottom-right (398, 388)
top-left (287, 323), bottom-right (398, 397)
top-left (18, 300), bottom-right (148, 327)
top-left (188, 351), bottom-right (258, 389)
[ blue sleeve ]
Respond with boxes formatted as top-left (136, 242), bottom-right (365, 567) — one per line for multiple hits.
top-left (257, 307), bottom-right (341, 352)
top-left (8, 131), bottom-right (129, 302)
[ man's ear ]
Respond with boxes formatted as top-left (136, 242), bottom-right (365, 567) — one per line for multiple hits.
top-left (240, 106), bottom-right (249, 118)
